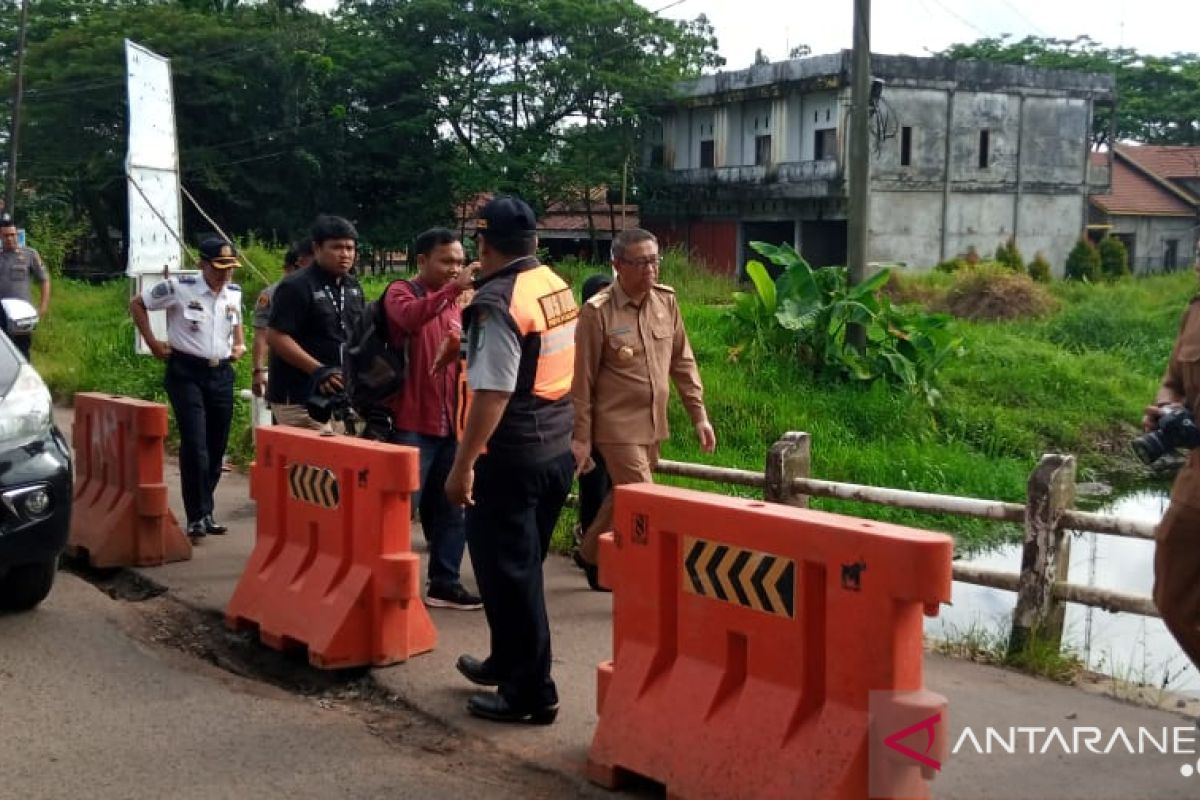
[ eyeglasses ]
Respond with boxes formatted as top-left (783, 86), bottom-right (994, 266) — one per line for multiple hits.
top-left (619, 256), bottom-right (660, 269)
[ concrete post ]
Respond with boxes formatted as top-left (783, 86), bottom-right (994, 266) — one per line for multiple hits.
top-left (764, 432), bottom-right (811, 507)
top-left (1009, 454), bottom-right (1076, 656)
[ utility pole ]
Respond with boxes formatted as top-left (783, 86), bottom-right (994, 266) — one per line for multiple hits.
top-left (846, 0), bottom-right (871, 349)
top-left (5, 0), bottom-right (30, 214)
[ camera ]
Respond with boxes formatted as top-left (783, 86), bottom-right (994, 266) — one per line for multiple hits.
top-left (1132, 405), bottom-right (1200, 465)
top-left (306, 390), bottom-right (359, 435)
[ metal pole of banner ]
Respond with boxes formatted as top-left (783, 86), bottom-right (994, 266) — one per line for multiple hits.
top-left (181, 185), bottom-right (268, 283)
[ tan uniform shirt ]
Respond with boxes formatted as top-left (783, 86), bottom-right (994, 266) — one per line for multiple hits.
top-left (572, 279), bottom-right (705, 446)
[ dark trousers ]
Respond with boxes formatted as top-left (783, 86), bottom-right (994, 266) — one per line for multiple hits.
top-left (164, 357), bottom-right (234, 525)
top-left (390, 430), bottom-right (467, 591)
top-left (466, 450), bottom-right (573, 709)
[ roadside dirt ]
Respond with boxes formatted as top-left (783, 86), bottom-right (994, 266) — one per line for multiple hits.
top-left (63, 561), bottom-right (602, 799)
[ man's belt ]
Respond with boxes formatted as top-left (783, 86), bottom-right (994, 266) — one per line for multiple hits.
top-left (171, 351), bottom-right (231, 369)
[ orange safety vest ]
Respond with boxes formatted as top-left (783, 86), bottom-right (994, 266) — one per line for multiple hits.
top-left (456, 257), bottom-right (577, 461)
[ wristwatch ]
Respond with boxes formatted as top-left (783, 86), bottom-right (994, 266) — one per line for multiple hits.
top-left (253, 367), bottom-right (268, 374)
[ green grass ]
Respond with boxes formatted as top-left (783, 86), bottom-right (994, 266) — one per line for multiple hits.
top-left (36, 250), bottom-right (1194, 554)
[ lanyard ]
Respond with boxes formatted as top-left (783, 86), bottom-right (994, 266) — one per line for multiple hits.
top-left (323, 281), bottom-right (347, 334)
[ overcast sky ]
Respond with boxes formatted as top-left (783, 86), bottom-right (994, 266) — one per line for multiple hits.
top-left (304, 0), bottom-right (1200, 69)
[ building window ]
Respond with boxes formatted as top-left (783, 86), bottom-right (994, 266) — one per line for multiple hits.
top-left (650, 144), bottom-right (665, 168)
top-left (755, 135), bottom-right (772, 166)
top-left (1165, 239), bottom-right (1179, 271)
top-left (814, 128), bottom-right (837, 161)
top-left (978, 129), bottom-right (990, 169)
top-left (900, 126), bottom-right (913, 167)
top-left (699, 139), bottom-right (715, 169)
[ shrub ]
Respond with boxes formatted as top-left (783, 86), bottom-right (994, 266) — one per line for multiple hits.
top-left (939, 264), bottom-right (1056, 321)
top-left (729, 241), bottom-right (964, 405)
top-left (1098, 236), bottom-right (1130, 281)
top-left (1064, 239), bottom-right (1101, 282)
top-left (1027, 252), bottom-right (1052, 283)
top-left (936, 257), bottom-right (968, 274)
top-left (994, 237), bottom-right (1024, 272)
top-left (964, 245), bottom-right (981, 266)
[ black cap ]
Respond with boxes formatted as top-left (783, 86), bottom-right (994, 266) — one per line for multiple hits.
top-left (476, 195), bottom-right (536, 238)
top-left (198, 237), bottom-right (239, 270)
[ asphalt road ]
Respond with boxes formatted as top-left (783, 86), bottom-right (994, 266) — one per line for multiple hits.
top-left (0, 572), bottom-right (582, 800)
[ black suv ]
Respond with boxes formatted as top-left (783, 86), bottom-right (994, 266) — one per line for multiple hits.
top-left (0, 335), bottom-right (71, 611)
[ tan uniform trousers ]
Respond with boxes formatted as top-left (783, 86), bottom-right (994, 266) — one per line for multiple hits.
top-left (1153, 464), bottom-right (1200, 670)
top-left (270, 402), bottom-right (345, 435)
top-left (579, 442), bottom-right (660, 564)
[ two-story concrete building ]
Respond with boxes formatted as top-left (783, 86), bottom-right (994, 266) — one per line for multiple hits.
top-left (641, 52), bottom-right (1116, 275)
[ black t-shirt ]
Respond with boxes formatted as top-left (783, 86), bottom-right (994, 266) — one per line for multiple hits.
top-left (266, 263), bottom-right (365, 404)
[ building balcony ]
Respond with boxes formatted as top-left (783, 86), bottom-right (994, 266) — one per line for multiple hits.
top-left (652, 159), bottom-right (843, 199)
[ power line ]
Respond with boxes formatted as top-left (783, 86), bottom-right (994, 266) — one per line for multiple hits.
top-left (997, 0), bottom-right (1047, 37)
top-left (924, 0), bottom-right (991, 38)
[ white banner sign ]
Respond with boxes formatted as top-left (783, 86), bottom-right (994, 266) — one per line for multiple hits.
top-left (125, 40), bottom-right (183, 277)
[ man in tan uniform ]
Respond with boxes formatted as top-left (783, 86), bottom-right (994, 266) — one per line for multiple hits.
top-left (1149, 255), bottom-right (1200, 670)
top-left (571, 228), bottom-right (716, 590)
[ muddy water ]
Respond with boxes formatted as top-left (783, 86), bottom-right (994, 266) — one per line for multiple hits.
top-left (925, 489), bottom-right (1198, 694)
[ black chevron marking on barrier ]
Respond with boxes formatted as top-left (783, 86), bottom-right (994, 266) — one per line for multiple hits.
top-left (729, 549), bottom-right (752, 608)
top-left (706, 544), bottom-right (730, 601)
top-left (306, 467), bottom-right (321, 504)
top-left (752, 555), bottom-right (776, 614)
top-left (684, 540), bottom-right (705, 595)
top-left (777, 560), bottom-right (796, 618)
top-left (288, 465), bottom-right (299, 499)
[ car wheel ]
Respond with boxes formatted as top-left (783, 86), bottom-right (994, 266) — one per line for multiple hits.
top-left (0, 560), bottom-right (57, 611)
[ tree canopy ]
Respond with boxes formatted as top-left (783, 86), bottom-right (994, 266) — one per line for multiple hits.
top-left (0, 0), bottom-right (720, 269)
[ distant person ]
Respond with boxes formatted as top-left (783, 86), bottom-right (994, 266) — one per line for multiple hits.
top-left (384, 227), bottom-right (481, 610)
top-left (572, 274), bottom-right (613, 565)
top-left (266, 216), bottom-right (364, 431)
top-left (1147, 255), bottom-right (1200, 671)
top-left (251, 239), bottom-right (312, 400)
top-left (129, 238), bottom-right (245, 542)
top-left (0, 214), bottom-right (50, 359)
top-left (571, 228), bottom-right (715, 590)
top-left (446, 196), bottom-right (576, 725)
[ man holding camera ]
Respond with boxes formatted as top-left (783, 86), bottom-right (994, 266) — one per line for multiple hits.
top-left (1148, 278), bottom-right (1200, 671)
top-left (267, 216), bottom-right (364, 432)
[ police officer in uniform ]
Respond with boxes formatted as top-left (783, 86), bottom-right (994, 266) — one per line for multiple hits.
top-left (1149, 254), bottom-right (1200, 670)
top-left (571, 227), bottom-right (716, 590)
top-left (0, 214), bottom-right (51, 359)
top-left (129, 238), bottom-right (246, 541)
top-left (446, 196), bottom-right (576, 724)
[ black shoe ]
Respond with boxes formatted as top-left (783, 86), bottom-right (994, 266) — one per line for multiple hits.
top-left (426, 583), bottom-right (483, 610)
top-left (187, 521), bottom-right (206, 542)
top-left (581, 560), bottom-right (610, 593)
top-left (456, 654), bottom-right (502, 687)
top-left (571, 547), bottom-right (587, 571)
top-left (466, 692), bottom-right (558, 725)
top-left (202, 515), bottom-right (227, 535)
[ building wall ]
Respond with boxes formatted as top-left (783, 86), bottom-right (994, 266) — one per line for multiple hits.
top-left (866, 191), bottom-right (943, 267)
top-left (1107, 215), bottom-right (1198, 274)
top-left (1016, 194), bottom-right (1089, 274)
top-left (798, 91), bottom-right (839, 162)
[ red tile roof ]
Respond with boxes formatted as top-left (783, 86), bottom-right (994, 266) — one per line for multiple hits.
top-left (1117, 145), bottom-right (1200, 180)
top-left (1089, 152), bottom-right (1195, 217)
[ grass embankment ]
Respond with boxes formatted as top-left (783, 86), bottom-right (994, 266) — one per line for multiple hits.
top-left (39, 248), bottom-right (1192, 554)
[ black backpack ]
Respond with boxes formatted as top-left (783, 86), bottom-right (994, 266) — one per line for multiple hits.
top-left (342, 278), bottom-right (425, 437)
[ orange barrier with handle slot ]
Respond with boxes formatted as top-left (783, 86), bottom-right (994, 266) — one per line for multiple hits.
top-left (68, 393), bottom-right (191, 567)
top-left (225, 426), bottom-right (435, 669)
top-left (588, 484), bottom-right (953, 800)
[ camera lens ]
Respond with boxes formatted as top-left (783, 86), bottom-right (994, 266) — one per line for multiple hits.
top-left (1131, 431), bottom-right (1166, 466)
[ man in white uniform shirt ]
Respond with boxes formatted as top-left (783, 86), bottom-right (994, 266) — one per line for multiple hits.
top-left (129, 238), bottom-right (246, 542)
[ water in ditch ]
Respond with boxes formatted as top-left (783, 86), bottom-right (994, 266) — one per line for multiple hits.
top-left (924, 488), bottom-right (1198, 695)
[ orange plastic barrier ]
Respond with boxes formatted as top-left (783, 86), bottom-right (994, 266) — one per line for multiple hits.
top-left (68, 393), bottom-right (191, 567)
top-left (225, 426), bottom-right (435, 669)
top-left (588, 484), bottom-right (953, 800)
